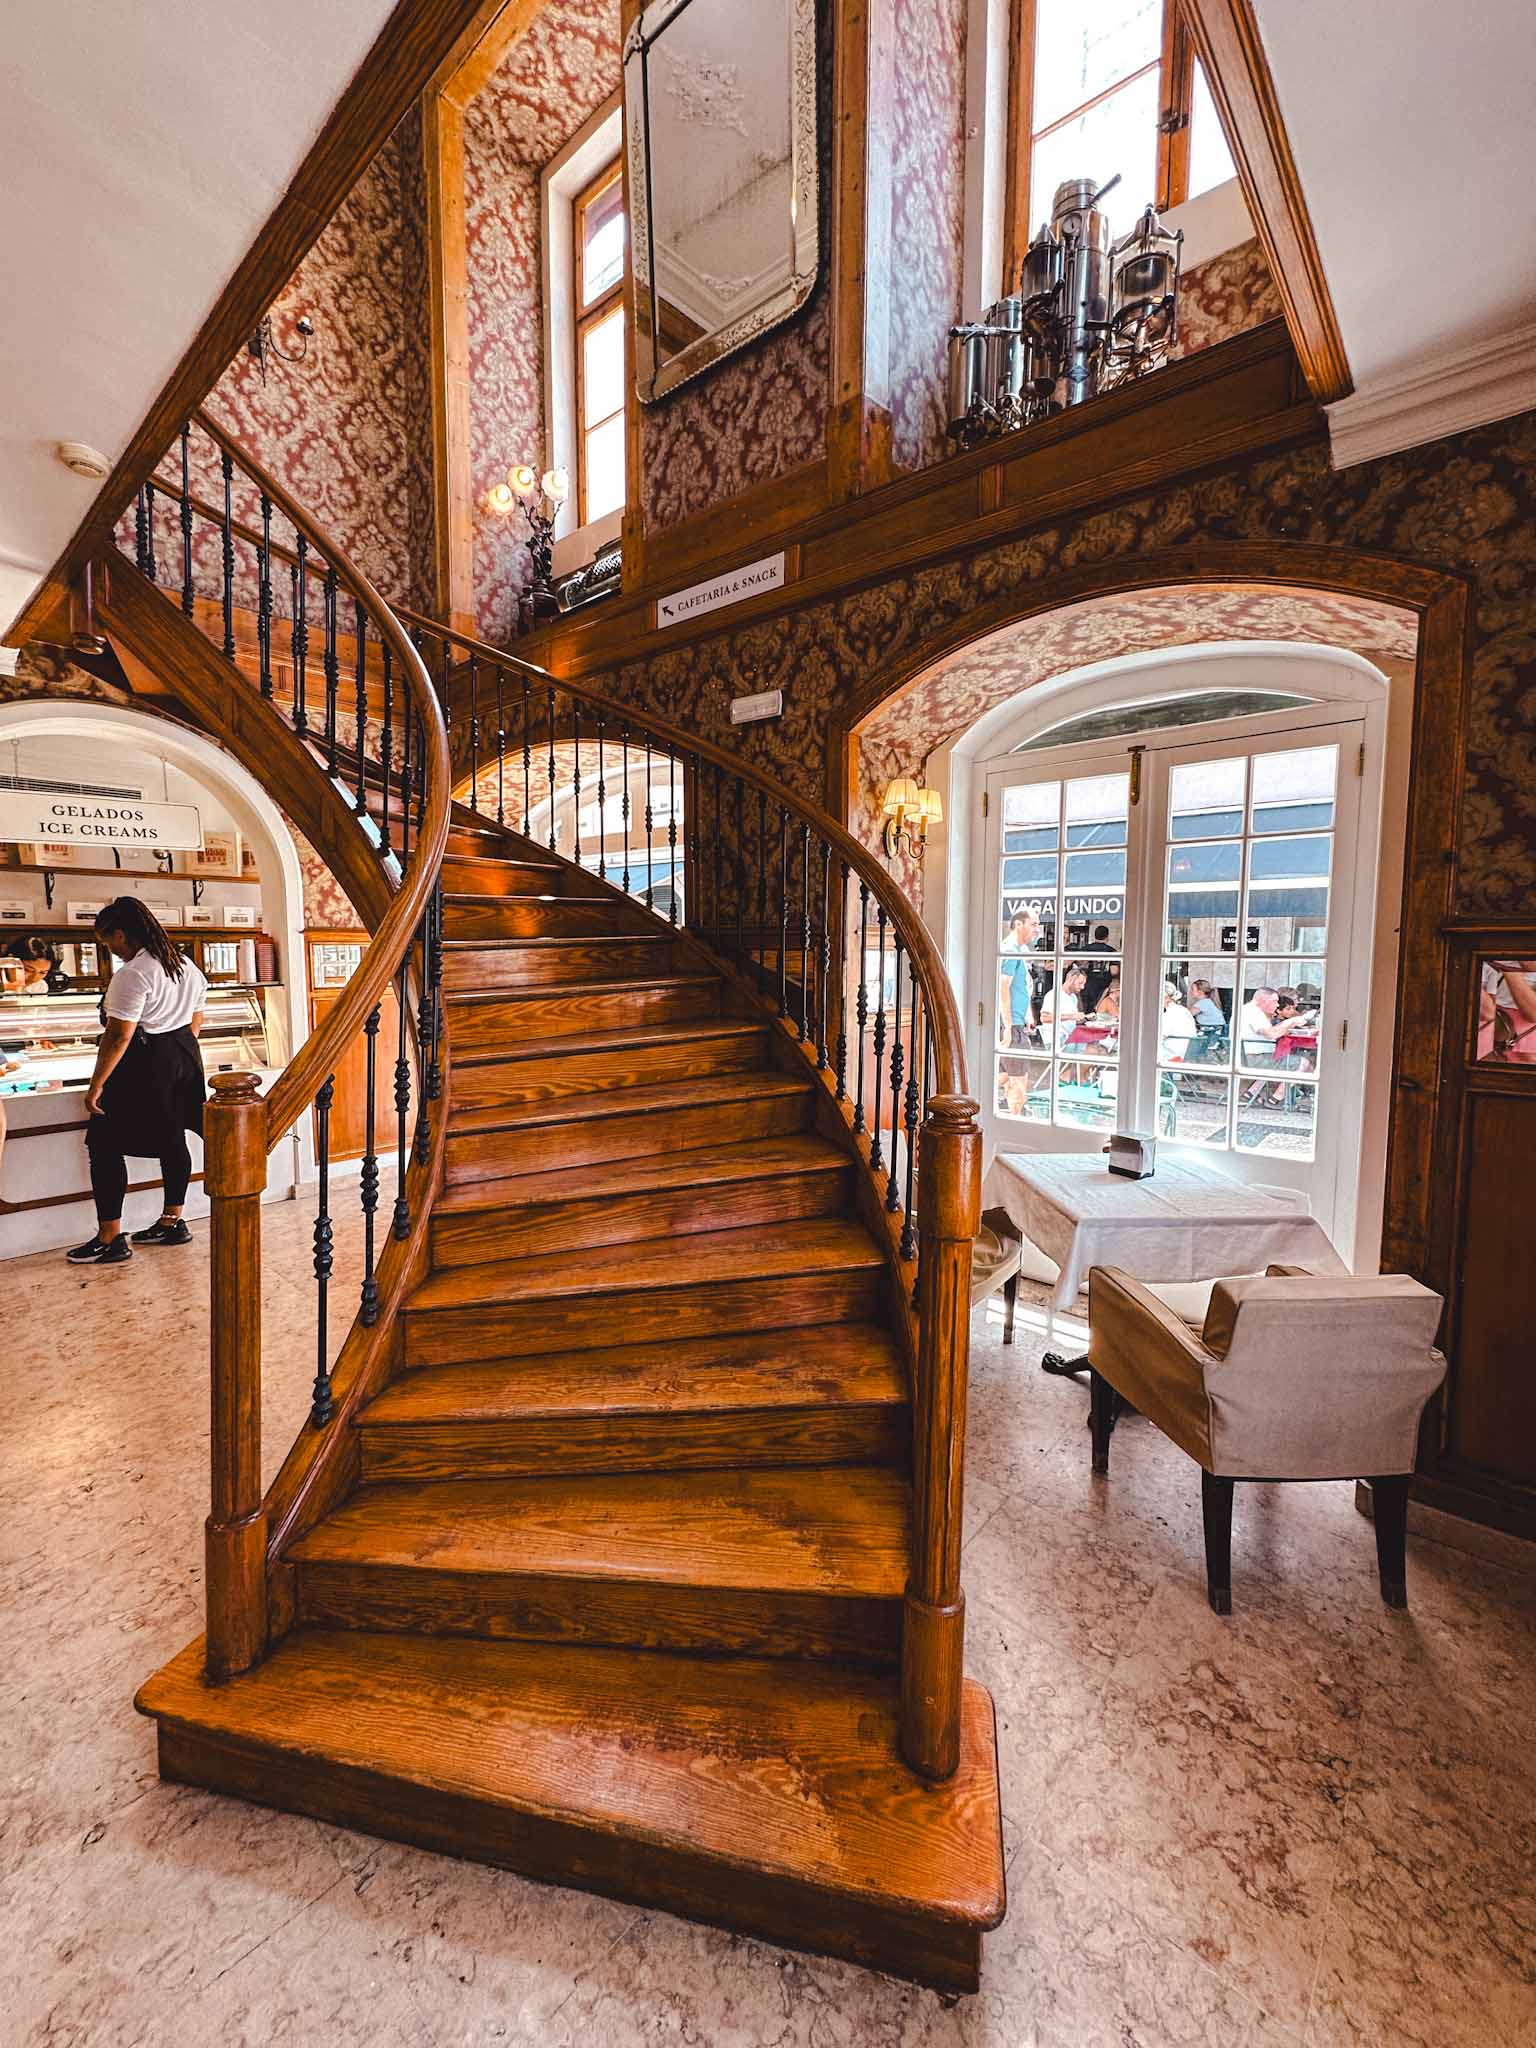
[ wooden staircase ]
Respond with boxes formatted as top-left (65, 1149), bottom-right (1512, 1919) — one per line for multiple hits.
top-left (137, 805), bottom-right (1005, 1989)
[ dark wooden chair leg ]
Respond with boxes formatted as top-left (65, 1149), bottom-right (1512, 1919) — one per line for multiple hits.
top-left (1369, 1474), bottom-right (1411, 1608)
top-left (1001, 1269), bottom-right (1018, 1346)
top-left (1089, 1368), bottom-right (1115, 1473)
top-left (1201, 1470), bottom-right (1235, 1614)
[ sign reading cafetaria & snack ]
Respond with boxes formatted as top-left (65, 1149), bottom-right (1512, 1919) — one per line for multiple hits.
top-left (656, 552), bottom-right (785, 628)
top-left (0, 791), bottom-right (203, 850)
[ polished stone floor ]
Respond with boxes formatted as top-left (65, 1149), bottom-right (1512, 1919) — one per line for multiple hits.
top-left (3, 1191), bottom-right (1533, 2047)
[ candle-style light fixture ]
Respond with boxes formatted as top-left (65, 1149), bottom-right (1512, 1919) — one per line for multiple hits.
top-left (503, 463), bottom-right (570, 623)
top-left (881, 774), bottom-right (943, 861)
top-left (246, 313), bottom-right (314, 386)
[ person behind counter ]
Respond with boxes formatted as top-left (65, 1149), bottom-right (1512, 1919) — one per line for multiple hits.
top-left (1, 935), bottom-right (65, 993)
top-left (66, 898), bottom-right (208, 1267)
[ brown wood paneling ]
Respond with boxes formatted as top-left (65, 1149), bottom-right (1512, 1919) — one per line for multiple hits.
top-left (1451, 1091), bottom-right (1536, 1486)
top-left (423, 91), bottom-right (475, 635)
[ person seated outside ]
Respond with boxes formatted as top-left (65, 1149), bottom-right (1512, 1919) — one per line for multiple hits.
top-left (1041, 963), bottom-right (1091, 1085)
top-left (998, 909), bottom-right (1041, 1048)
top-left (1239, 984), bottom-right (1292, 1105)
top-left (1094, 971), bottom-right (1121, 1020)
top-left (1160, 981), bottom-right (1200, 1063)
top-left (1187, 977), bottom-right (1228, 1063)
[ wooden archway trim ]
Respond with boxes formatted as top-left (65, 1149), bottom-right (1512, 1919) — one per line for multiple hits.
top-left (826, 539), bottom-right (1474, 1293)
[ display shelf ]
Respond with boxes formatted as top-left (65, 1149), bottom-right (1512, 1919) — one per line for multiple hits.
top-left (0, 862), bottom-right (262, 882)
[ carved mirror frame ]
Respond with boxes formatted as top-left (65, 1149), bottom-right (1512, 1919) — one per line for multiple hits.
top-left (624, 0), bottom-right (821, 404)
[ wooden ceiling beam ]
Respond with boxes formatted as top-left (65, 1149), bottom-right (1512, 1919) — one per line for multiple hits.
top-left (1180, 0), bottom-right (1352, 403)
top-left (433, 0), bottom-right (550, 110)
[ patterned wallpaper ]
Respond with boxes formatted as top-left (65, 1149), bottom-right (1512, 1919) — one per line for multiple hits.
top-left (888, 0), bottom-right (969, 473)
top-left (1174, 237), bottom-right (1283, 361)
top-left (599, 410), bottom-right (1536, 918)
top-left (464, 0), bottom-right (622, 643)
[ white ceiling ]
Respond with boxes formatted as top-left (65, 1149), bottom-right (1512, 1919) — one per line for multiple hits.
top-left (1254, 0), bottom-right (1536, 389)
top-left (0, 0), bottom-right (397, 634)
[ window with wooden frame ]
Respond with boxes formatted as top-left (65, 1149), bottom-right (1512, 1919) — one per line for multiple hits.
top-left (573, 160), bottom-right (627, 528)
top-left (1007, 1), bottom-right (1237, 253)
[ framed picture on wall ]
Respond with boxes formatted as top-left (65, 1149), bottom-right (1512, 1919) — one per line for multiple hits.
top-left (1472, 955), bottom-right (1536, 1068)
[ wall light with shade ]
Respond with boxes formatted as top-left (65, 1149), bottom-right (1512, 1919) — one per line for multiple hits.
top-left (881, 774), bottom-right (943, 861)
top-left (493, 463), bottom-right (572, 624)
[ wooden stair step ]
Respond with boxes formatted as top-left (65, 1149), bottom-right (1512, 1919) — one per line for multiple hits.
top-left (450, 1018), bottom-right (770, 1109)
top-left (440, 853), bottom-right (570, 897)
top-left (443, 1070), bottom-right (808, 1182)
top-left (286, 1466), bottom-right (910, 1662)
top-left (431, 1133), bottom-right (851, 1262)
top-left (356, 1323), bottom-right (909, 1478)
top-left (444, 973), bottom-right (721, 1050)
top-left (441, 933), bottom-right (676, 993)
top-left (135, 1632), bottom-right (1004, 1991)
top-left (442, 894), bottom-right (648, 941)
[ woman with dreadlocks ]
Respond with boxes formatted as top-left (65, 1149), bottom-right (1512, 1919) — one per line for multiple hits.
top-left (67, 896), bottom-right (208, 1265)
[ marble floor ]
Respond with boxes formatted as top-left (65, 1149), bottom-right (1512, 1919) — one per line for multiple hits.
top-left (3, 1192), bottom-right (1533, 2047)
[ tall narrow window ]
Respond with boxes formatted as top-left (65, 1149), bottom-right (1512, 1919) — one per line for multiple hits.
top-left (1012, 3), bottom-right (1237, 250)
top-left (574, 162), bottom-right (627, 527)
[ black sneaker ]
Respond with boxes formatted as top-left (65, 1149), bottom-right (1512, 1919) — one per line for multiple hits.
top-left (66, 1235), bottom-right (133, 1265)
top-left (131, 1219), bottom-right (193, 1246)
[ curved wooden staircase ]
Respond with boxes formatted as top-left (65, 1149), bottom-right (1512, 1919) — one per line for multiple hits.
top-left (108, 414), bottom-right (1004, 1991)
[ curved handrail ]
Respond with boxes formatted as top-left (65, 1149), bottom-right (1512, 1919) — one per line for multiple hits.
top-left (390, 606), bottom-right (968, 1103)
top-left (189, 407), bottom-right (452, 1148)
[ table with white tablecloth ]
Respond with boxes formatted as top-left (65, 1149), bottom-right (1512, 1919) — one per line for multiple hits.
top-left (982, 1151), bottom-right (1347, 1313)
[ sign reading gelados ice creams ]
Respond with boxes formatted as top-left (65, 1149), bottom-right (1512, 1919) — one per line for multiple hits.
top-left (655, 553), bottom-right (786, 627)
top-left (0, 790), bottom-right (203, 850)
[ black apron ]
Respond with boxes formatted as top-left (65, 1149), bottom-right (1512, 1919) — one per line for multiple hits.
top-left (96, 1019), bottom-right (206, 1158)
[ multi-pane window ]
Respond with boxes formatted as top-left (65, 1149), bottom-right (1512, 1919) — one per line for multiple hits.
top-left (575, 162), bottom-right (626, 526)
top-left (1015, 1), bottom-right (1237, 244)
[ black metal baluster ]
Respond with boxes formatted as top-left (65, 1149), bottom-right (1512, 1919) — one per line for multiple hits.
top-left (292, 537), bottom-right (309, 734)
top-left (853, 881), bottom-right (870, 1133)
top-left (495, 670), bottom-right (506, 827)
top-left (835, 860), bottom-right (850, 1100)
top-left (797, 822), bottom-right (812, 1042)
top-left (413, 899), bottom-right (433, 1166)
top-left (392, 958), bottom-right (412, 1240)
top-left (817, 837), bottom-right (832, 1071)
top-left (440, 639), bottom-right (452, 757)
top-left (595, 713), bottom-right (607, 879)
top-left (467, 657), bottom-right (480, 813)
top-left (179, 424), bottom-right (194, 616)
top-left (870, 905), bottom-right (887, 1171)
top-left (901, 963), bottom-right (921, 1260)
top-left (322, 566), bottom-right (340, 774)
top-left (310, 1075), bottom-right (335, 1426)
top-left (353, 601), bottom-right (369, 814)
top-left (521, 675), bottom-right (532, 828)
top-left (886, 939), bottom-right (905, 1212)
top-left (256, 493), bottom-right (273, 696)
top-left (914, 1022), bottom-right (933, 1306)
top-left (777, 808), bottom-right (790, 1016)
top-left (145, 481), bottom-right (158, 582)
top-left (644, 743), bottom-right (655, 911)
top-left (620, 727), bottom-right (631, 894)
top-left (379, 643), bottom-right (393, 862)
top-left (359, 1006), bottom-right (382, 1324)
top-left (220, 449), bottom-right (236, 658)
top-left (428, 878), bottom-right (444, 1104)
top-left (415, 706), bottom-right (426, 831)
top-left (397, 667), bottom-right (411, 871)
top-left (572, 708), bottom-right (582, 867)
top-left (134, 487), bottom-right (150, 576)
top-left (670, 754), bottom-right (681, 926)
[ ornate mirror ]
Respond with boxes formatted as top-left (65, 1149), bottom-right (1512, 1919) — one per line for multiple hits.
top-left (624, 0), bottom-right (820, 403)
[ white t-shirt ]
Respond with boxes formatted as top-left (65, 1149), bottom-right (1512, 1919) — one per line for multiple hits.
top-left (104, 950), bottom-right (209, 1034)
top-left (1238, 998), bottom-right (1277, 1057)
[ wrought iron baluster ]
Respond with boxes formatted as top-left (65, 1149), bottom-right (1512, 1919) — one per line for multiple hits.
top-left (886, 939), bottom-right (905, 1212)
top-left (413, 899), bottom-right (433, 1166)
top-left (834, 860), bottom-right (850, 1099)
top-left (595, 714), bottom-right (607, 879)
top-left (397, 667), bottom-right (411, 871)
top-left (777, 808), bottom-right (790, 1016)
top-left (817, 837), bottom-right (832, 1070)
top-left (913, 1020), bottom-right (933, 1307)
top-left (797, 823), bottom-right (812, 1042)
top-left (644, 743), bottom-right (655, 911)
top-left (134, 487), bottom-right (150, 576)
top-left (521, 676), bottom-right (532, 828)
top-left (144, 481), bottom-right (159, 582)
top-left (179, 424), bottom-right (194, 616)
top-left (495, 670), bottom-right (506, 827)
top-left (220, 449), bottom-right (236, 658)
top-left (669, 753), bottom-right (681, 926)
top-left (853, 882), bottom-right (870, 1132)
top-left (415, 706), bottom-right (426, 831)
top-left (379, 643), bottom-right (393, 861)
top-left (620, 728), bottom-right (631, 894)
top-left (322, 566), bottom-right (340, 774)
top-left (901, 962), bottom-right (921, 1259)
top-left (428, 878), bottom-right (444, 1104)
top-left (292, 537), bottom-right (309, 734)
top-left (353, 600), bottom-right (369, 813)
top-left (546, 688), bottom-right (557, 849)
top-left (310, 1075), bottom-right (336, 1426)
top-left (869, 905), bottom-right (887, 1170)
top-left (359, 1006), bottom-right (382, 1324)
top-left (256, 493), bottom-right (273, 696)
top-left (572, 708), bottom-right (582, 866)
top-left (392, 958), bottom-right (412, 1240)
top-left (468, 658), bottom-right (480, 813)
top-left (440, 640), bottom-right (453, 755)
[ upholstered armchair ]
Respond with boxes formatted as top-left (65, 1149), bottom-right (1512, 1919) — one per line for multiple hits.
top-left (1086, 1266), bottom-right (1447, 1612)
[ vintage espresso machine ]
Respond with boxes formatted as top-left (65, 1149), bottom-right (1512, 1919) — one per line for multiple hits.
top-left (947, 175), bottom-right (1183, 447)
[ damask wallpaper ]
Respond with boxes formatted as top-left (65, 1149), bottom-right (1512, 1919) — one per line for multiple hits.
top-left (1173, 237), bottom-right (1283, 360)
top-left (600, 409), bottom-right (1536, 918)
top-left (464, 0), bottom-right (622, 643)
top-left (888, 0), bottom-right (968, 474)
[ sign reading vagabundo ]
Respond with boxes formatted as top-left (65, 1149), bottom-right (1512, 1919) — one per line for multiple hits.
top-left (656, 552), bottom-right (786, 627)
top-left (0, 790), bottom-right (204, 850)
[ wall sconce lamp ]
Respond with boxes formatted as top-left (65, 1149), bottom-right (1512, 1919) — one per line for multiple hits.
top-left (881, 775), bottom-right (943, 860)
top-left (494, 463), bottom-right (570, 622)
top-left (246, 313), bottom-right (314, 385)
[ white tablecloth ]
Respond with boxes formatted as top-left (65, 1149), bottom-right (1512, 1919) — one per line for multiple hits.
top-left (983, 1151), bottom-right (1347, 1310)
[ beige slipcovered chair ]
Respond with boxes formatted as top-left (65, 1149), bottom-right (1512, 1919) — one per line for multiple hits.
top-left (1086, 1266), bottom-right (1447, 1613)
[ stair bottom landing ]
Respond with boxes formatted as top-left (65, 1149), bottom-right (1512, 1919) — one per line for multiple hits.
top-left (137, 1630), bottom-right (1006, 1991)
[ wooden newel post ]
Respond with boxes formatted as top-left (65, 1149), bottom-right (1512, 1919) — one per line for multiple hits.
top-left (204, 1071), bottom-right (269, 1681)
top-left (901, 1089), bottom-right (981, 1781)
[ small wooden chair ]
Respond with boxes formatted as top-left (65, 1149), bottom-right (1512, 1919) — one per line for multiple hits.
top-left (972, 1206), bottom-right (1023, 1343)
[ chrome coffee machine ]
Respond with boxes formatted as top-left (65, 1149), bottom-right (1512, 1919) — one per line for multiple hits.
top-left (947, 176), bottom-right (1183, 447)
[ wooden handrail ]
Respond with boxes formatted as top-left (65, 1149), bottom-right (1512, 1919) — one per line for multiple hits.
top-left (189, 408), bottom-right (452, 1149)
top-left (393, 611), bottom-right (969, 1102)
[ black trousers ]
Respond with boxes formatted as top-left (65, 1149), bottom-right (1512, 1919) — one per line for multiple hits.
top-left (86, 1116), bottom-right (192, 1224)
